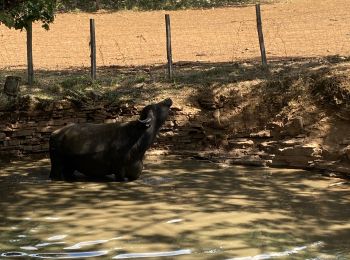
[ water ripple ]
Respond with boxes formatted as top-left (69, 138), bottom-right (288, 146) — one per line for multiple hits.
top-left (1, 252), bottom-right (28, 257)
top-left (226, 241), bottom-right (324, 260)
top-left (30, 251), bottom-right (109, 259)
top-left (36, 242), bottom-right (66, 248)
top-left (64, 240), bottom-right (109, 250)
top-left (47, 235), bottom-right (67, 241)
top-left (1, 250), bottom-right (109, 259)
top-left (166, 218), bottom-right (183, 224)
top-left (113, 249), bottom-right (192, 259)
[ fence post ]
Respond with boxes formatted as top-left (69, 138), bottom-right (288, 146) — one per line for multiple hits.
top-left (165, 14), bottom-right (173, 80)
top-left (255, 4), bottom-right (267, 68)
top-left (90, 18), bottom-right (97, 80)
top-left (26, 21), bottom-right (34, 85)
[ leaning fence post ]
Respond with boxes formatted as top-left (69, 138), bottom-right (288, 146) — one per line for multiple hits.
top-left (90, 18), bottom-right (97, 80)
top-left (255, 4), bottom-right (267, 67)
top-left (165, 14), bottom-right (173, 80)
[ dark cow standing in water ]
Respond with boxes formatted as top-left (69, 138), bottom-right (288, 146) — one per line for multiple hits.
top-left (49, 98), bottom-right (172, 181)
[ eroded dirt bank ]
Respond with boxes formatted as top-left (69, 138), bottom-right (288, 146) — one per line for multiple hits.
top-left (1, 58), bottom-right (350, 176)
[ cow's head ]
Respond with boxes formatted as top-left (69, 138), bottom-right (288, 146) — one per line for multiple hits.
top-left (138, 98), bottom-right (172, 130)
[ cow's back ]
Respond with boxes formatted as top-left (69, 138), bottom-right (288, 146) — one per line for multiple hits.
top-left (50, 122), bottom-right (122, 155)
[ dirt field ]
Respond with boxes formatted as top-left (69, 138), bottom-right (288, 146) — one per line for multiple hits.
top-left (0, 0), bottom-right (350, 69)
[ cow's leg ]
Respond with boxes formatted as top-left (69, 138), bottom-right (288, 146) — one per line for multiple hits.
top-left (114, 161), bottom-right (142, 182)
top-left (124, 160), bottom-right (143, 181)
top-left (114, 168), bottom-right (126, 182)
top-left (62, 164), bottom-right (76, 181)
top-left (50, 150), bottom-right (75, 181)
top-left (49, 151), bottom-right (65, 181)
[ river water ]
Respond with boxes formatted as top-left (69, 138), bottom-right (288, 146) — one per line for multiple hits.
top-left (0, 157), bottom-right (350, 259)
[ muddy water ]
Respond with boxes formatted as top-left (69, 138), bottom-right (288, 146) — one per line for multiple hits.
top-left (1, 157), bottom-right (350, 259)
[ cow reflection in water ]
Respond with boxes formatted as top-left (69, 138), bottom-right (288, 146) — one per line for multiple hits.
top-left (49, 98), bottom-right (172, 181)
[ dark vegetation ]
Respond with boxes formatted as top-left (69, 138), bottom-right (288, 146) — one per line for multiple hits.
top-left (56, 0), bottom-right (257, 12)
top-left (0, 0), bottom-right (55, 29)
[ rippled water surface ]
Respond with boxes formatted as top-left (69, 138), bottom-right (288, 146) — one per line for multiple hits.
top-left (1, 157), bottom-right (350, 259)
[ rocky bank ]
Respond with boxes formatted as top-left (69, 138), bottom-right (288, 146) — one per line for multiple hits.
top-left (1, 59), bottom-right (350, 177)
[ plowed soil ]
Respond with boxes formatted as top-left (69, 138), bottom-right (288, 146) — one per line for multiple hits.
top-left (0, 0), bottom-right (350, 69)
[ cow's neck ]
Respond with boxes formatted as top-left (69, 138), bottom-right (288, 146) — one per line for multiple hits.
top-left (127, 122), bottom-right (159, 161)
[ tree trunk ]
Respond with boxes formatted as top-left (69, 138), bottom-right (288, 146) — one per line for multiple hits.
top-left (26, 21), bottom-right (34, 86)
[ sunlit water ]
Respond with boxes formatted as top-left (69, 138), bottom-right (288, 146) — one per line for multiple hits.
top-left (1, 157), bottom-right (350, 259)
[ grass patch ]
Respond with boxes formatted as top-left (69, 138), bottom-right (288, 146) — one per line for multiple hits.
top-left (60, 75), bottom-right (93, 89)
top-left (0, 57), bottom-right (350, 112)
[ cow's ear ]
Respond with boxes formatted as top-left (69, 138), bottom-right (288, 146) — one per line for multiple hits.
top-left (138, 108), bottom-right (154, 127)
top-left (138, 117), bottom-right (152, 127)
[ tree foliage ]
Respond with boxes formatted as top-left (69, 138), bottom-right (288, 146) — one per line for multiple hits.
top-left (0, 0), bottom-right (56, 30)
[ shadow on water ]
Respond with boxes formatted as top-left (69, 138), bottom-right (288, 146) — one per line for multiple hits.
top-left (1, 157), bottom-right (350, 259)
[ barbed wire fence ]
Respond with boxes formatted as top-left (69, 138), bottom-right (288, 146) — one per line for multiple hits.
top-left (0, 2), bottom-right (350, 79)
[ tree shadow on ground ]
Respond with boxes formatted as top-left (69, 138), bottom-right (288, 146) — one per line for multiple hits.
top-left (2, 55), bottom-right (349, 111)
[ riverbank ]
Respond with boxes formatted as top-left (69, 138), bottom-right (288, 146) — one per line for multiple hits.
top-left (1, 57), bottom-right (350, 176)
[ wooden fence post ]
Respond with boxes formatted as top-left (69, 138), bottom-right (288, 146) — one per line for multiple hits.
top-left (90, 18), bottom-right (97, 80)
top-left (255, 4), bottom-right (267, 67)
top-left (165, 14), bottom-right (173, 80)
top-left (26, 21), bottom-right (34, 85)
